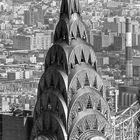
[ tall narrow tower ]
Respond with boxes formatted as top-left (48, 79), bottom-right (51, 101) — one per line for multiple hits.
top-left (125, 18), bottom-right (133, 79)
top-left (30, 0), bottom-right (112, 140)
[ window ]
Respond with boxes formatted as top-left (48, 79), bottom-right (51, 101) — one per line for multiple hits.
top-left (133, 66), bottom-right (139, 77)
top-left (86, 96), bottom-right (92, 109)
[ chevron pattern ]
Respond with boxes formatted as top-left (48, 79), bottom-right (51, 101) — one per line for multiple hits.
top-left (30, 0), bottom-right (112, 140)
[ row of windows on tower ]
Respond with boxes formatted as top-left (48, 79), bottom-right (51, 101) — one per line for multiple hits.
top-left (42, 96), bottom-right (105, 120)
top-left (71, 77), bottom-right (103, 97)
top-left (43, 97), bottom-right (101, 113)
top-left (75, 98), bottom-right (108, 119)
top-left (71, 52), bottom-right (93, 67)
top-left (77, 99), bottom-right (101, 112)
top-left (76, 120), bottom-right (106, 138)
top-left (76, 119), bottom-right (100, 137)
top-left (71, 56), bottom-right (97, 72)
top-left (70, 31), bottom-right (87, 41)
top-left (47, 50), bottom-right (95, 70)
top-left (76, 75), bottom-right (98, 89)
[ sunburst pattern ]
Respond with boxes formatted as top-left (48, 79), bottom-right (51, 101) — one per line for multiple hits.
top-left (30, 0), bottom-right (112, 139)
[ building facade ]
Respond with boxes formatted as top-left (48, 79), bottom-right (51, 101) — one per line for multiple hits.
top-left (13, 32), bottom-right (52, 51)
top-left (30, 0), bottom-right (112, 140)
top-left (133, 56), bottom-right (140, 85)
top-left (118, 85), bottom-right (139, 110)
top-left (24, 5), bottom-right (44, 26)
top-left (24, 10), bottom-right (32, 26)
top-left (30, 32), bottom-right (52, 50)
top-left (13, 35), bottom-right (32, 50)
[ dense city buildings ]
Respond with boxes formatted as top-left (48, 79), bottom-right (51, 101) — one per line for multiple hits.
top-left (0, 0), bottom-right (140, 140)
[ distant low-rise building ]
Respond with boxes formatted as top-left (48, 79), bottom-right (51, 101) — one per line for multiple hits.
top-left (13, 35), bottom-right (32, 50)
top-left (23, 70), bottom-right (33, 79)
top-left (102, 32), bottom-right (112, 48)
top-left (30, 55), bottom-right (36, 63)
top-left (132, 33), bottom-right (139, 47)
top-left (7, 71), bottom-right (24, 80)
top-left (10, 51), bottom-right (30, 63)
top-left (114, 34), bottom-right (125, 51)
top-left (96, 53), bottom-right (109, 67)
top-left (30, 31), bottom-right (52, 50)
top-left (133, 56), bottom-right (140, 85)
top-left (2, 100), bottom-right (9, 112)
top-left (6, 58), bottom-right (14, 64)
top-left (118, 85), bottom-right (139, 110)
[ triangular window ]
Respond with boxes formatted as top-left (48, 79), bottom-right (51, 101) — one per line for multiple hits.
top-left (86, 96), bottom-right (92, 109)
top-left (84, 73), bottom-right (90, 86)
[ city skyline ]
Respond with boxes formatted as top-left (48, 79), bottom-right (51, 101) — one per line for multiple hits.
top-left (0, 0), bottom-right (140, 140)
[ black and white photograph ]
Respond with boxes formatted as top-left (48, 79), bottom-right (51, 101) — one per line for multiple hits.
top-left (0, 0), bottom-right (140, 140)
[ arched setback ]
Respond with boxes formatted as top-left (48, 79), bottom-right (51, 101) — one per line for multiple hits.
top-left (79, 130), bottom-right (107, 140)
top-left (68, 42), bottom-right (97, 69)
top-left (89, 137), bottom-right (106, 140)
top-left (57, 42), bottom-right (73, 59)
top-left (31, 111), bottom-right (67, 140)
top-left (40, 89), bottom-right (68, 127)
top-left (33, 97), bottom-right (41, 122)
top-left (68, 87), bottom-right (111, 131)
top-left (34, 88), bottom-right (68, 127)
top-left (68, 63), bottom-right (103, 89)
top-left (45, 44), bottom-right (68, 73)
top-left (37, 68), bottom-right (68, 103)
top-left (34, 135), bottom-right (57, 140)
top-left (68, 110), bottom-right (112, 140)
top-left (69, 16), bottom-right (88, 42)
top-left (54, 18), bottom-right (69, 44)
top-left (68, 64), bottom-right (105, 104)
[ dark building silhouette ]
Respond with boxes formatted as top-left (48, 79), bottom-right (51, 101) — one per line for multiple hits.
top-left (30, 0), bottom-right (112, 140)
top-left (0, 114), bottom-right (33, 140)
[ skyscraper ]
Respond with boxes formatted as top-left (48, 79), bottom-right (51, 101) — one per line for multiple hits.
top-left (24, 5), bottom-right (44, 26)
top-left (30, 0), bottom-right (112, 140)
top-left (125, 18), bottom-right (133, 79)
top-left (24, 10), bottom-right (32, 26)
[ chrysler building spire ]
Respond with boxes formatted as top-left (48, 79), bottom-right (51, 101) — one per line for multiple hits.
top-left (30, 0), bottom-right (112, 139)
top-left (60, 0), bottom-right (81, 18)
top-left (54, 0), bottom-right (87, 44)
top-left (60, 0), bottom-right (69, 18)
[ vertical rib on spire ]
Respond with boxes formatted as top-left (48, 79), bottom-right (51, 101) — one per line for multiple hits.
top-left (60, 0), bottom-right (69, 18)
top-left (70, 0), bottom-right (81, 15)
top-left (60, 0), bottom-right (81, 18)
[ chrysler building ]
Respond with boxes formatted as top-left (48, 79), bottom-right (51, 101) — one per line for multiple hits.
top-left (30, 0), bottom-right (112, 139)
